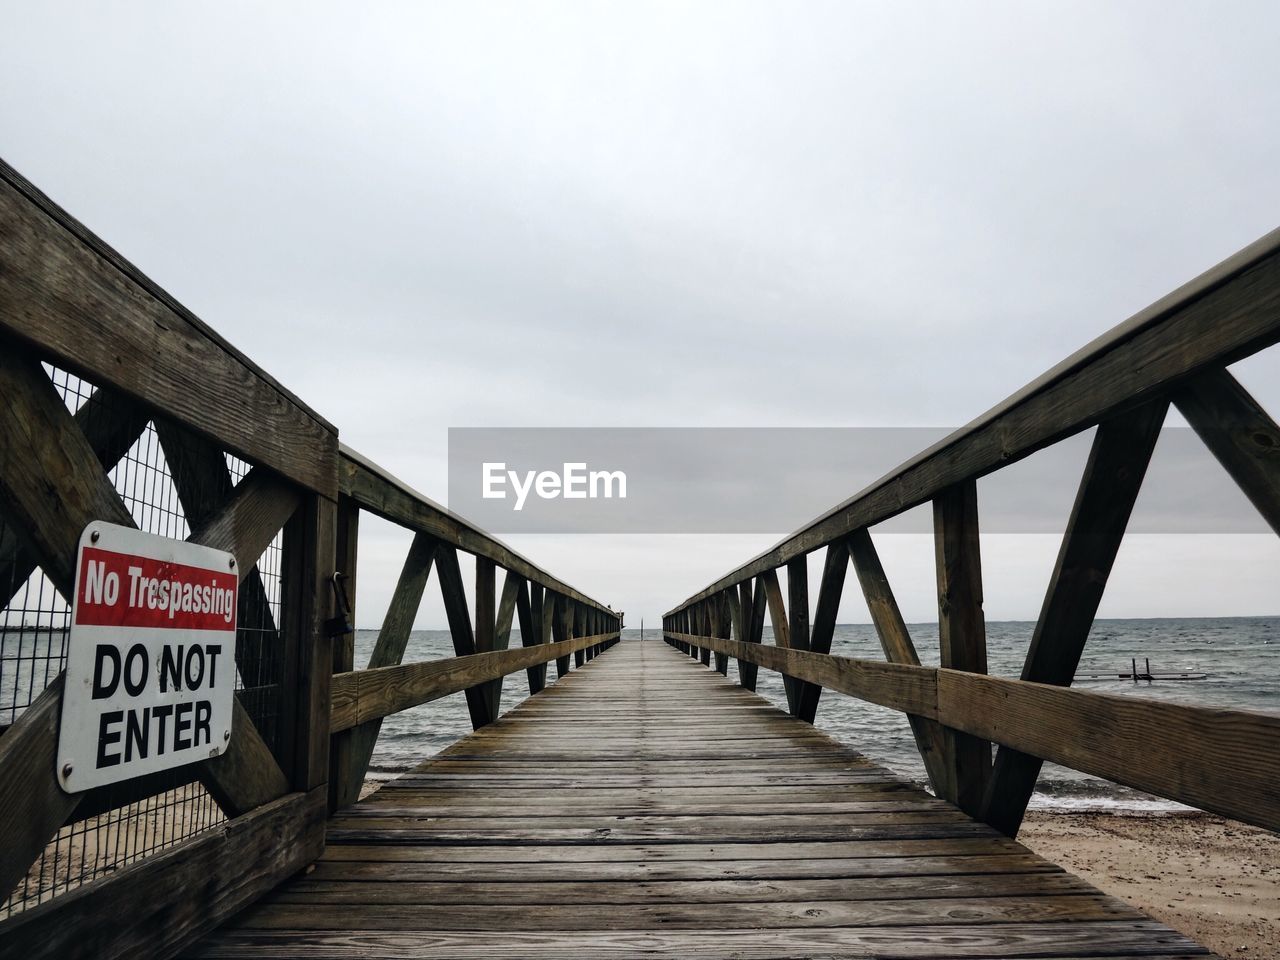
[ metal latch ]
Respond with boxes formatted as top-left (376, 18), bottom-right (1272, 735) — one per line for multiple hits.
top-left (324, 572), bottom-right (354, 637)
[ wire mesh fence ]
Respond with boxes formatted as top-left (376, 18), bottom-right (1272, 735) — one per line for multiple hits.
top-left (0, 364), bottom-right (288, 919)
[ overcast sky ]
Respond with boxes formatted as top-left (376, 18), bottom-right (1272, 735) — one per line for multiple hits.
top-left (3, 2), bottom-right (1278, 630)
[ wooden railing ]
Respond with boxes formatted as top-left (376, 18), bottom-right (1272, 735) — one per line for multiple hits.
top-left (0, 156), bottom-right (618, 960)
top-left (664, 226), bottom-right (1280, 839)
top-left (326, 446), bottom-right (620, 810)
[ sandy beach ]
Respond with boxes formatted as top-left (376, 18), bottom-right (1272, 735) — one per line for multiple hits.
top-left (1020, 811), bottom-right (1279, 958)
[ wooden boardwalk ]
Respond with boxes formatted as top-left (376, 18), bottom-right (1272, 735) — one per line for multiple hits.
top-left (185, 641), bottom-right (1213, 959)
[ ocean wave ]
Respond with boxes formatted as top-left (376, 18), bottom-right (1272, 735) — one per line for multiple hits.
top-left (1026, 793), bottom-right (1195, 815)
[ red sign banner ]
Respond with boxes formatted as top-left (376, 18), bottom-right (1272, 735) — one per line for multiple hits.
top-left (74, 546), bottom-right (238, 631)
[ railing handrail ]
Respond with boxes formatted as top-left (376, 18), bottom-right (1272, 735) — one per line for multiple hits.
top-left (666, 226), bottom-right (1280, 614)
top-left (666, 629), bottom-right (1280, 833)
top-left (330, 630), bottom-right (621, 732)
top-left (339, 444), bottom-right (615, 616)
top-left (663, 228), bottom-right (1280, 841)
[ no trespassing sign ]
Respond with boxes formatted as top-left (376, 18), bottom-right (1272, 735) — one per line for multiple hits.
top-left (56, 522), bottom-right (239, 793)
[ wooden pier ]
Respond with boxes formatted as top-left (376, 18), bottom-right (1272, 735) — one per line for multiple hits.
top-left (186, 641), bottom-right (1207, 959)
top-left (2, 158), bottom-right (1279, 959)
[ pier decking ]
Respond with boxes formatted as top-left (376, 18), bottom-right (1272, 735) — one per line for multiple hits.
top-left (186, 642), bottom-right (1210, 959)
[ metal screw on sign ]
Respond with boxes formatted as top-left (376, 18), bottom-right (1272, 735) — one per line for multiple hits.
top-left (61, 762), bottom-right (73, 779)
top-left (90, 530), bottom-right (99, 544)
top-left (229, 557), bottom-right (236, 570)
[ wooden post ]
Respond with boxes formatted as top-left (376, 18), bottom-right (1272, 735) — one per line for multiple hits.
top-left (341, 532), bottom-right (435, 806)
top-left (475, 556), bottom-right (496, 654)
top-left (794, 543), bottom-right (848, 723)
top-left (521, 581), bottom-right (546, 695)
top-left (726, 583), bottom-right (755, 690)
top-left (711, 597), bottom-right (728, 675)
top-left (933, 479), bottom-right (990, 815)
top-left (760, 568), bottom-right (797, 711)
top-left (482, 570), bottom-right (521, 720)
top-left (277, 493), bottom-right (336, 847)
top-left (328, 496), bottom-right (360, 811)
top-left (472, 556), bottom-right (499, 725)
top-left (553, 595), bottom-right (572, 676)
top-left (847, 528), bottom-right (952, 798)
top-left (742, 578), bottom-right (765, 690)
top-left (435, 545), bottom-right (491, 729)
top-left (574, 603), bottom-right (587, 667)
top-left (982, 401), bottom-right (1166, 836)
top-left (699, 603), bottom-right (712, 666)
top-left (1175, 368), bottom-right (1280, 535)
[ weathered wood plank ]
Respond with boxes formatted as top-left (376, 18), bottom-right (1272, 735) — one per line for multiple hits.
top-left (328, 496), bottom-right (360, 811)
top-left (724, 583), bottom-right (747, 686)
top-left (938, 668), bottom-right (1280, 833)
top-left (0, 350), bottom-right (136, 597)
top-left (200, 699), bottom-right (293, 817)
top-left (280, 493), bottom-right (335, 793)
top-left (270, 872), bottom-right (1089, 904)
top-left (794, 543), bottom-right (848, 723)
top-left (318, 836), bottom-right (1033, 865)
top-left (3, 790), bottom-right (325, 960)
top-left (983, 401), bottom-right (1166, 837)
top-left (368, 538), bottom-right (437, 672)
top-left (0, 383), bottom-right (149, 606)
top-left (233, 893), bottom-right (1136, 930)
top-left (759, 568), bottom-right (800, 712)
top-left (303, 851), bottom-right (1057, 883)
top-left (553, 594), bottom-right (572, 678)
top-left (474, 557), bottom-right (496, 658)
top-left (0, 676), bottom-right (79, 902)
top-left (481, 569), bottom-right (522, 719)
top-left (329, 633), bottom-right (620, 731)
top-left (1174, 366), bottom-right (1280, 535)
top-left (696, 603), bottom-right (711, 667)
top-left (846, 528), bottom-right (951, 797)
top-left (666, 633), bottom-right (937, 716)
top-left (523, 581), bottom-right (548, 694)
top-left (191, 468), bottom-right (301, 572)
top-left (933, 480), bottom-right (990, 815)
top-left (184, 924), bottom-right (1213, 959)
top-left (669, 631), bottom-right (1280, 831)
top-left (433, 543), bottom-right (494, 730)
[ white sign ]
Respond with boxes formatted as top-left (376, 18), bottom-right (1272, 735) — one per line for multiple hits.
top-left (57, 522), bottom-right (238, 793)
